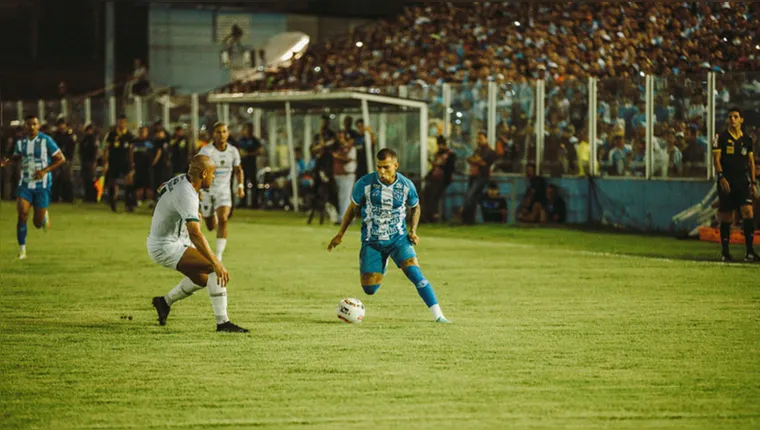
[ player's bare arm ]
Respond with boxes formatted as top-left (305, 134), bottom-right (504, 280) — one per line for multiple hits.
top-left (0, 154), bottom-right (21, 167)
top-left (408, 204), bottom-right (421, 245)
top-left (35, 151), bottom-right (66, 180)
top-left (152, 147), bottom-right (162, 167)
top-left (186, 220), bottom-right (229, 287)
top-left (328, 200), bottom-right (358, 251)
top-left (748, 149), bottom-right (756, 198)
top-left (712, 136), bottom-right (730, 193)
top-left (235, 165), bottom-right (245, 198)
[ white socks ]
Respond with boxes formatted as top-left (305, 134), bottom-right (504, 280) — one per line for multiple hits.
top-left (207, 273), bottom-right (229, 324)
top-left (429, 304), bottom-right (444, 320)
top-left (216, 238), bottom-right (227, 261)
top-left (164, 277), bottom-right (202, 307)
top-left (19, 245), bottom-right (26, 254)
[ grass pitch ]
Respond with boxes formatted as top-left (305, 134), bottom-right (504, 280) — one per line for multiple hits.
top-left (0, 202), bottom-right (758, 429)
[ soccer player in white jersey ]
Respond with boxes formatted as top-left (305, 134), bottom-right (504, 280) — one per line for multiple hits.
top-left (197, 122), bottom-right (245, 261)
top-left (328, 148), bottom-right (450, 323)
top-left (0, 115), bottom-right (66, 259)
top-left (148, 155), bottom-right (248, 333)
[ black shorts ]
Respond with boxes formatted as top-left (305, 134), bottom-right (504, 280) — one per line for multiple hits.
top-left (134, 171), bottom-right (152, 189)
top-left (718, 178), bottom-right (752, 212)
top-left (107, 169), bottom-right (128, 183)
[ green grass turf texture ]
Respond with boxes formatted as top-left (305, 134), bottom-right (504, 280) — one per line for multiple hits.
top-left (0, 202), bottom-right (758, 429)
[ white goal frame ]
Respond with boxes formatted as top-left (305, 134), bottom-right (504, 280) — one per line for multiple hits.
top-left (207, 91), bottom-right (429, 211)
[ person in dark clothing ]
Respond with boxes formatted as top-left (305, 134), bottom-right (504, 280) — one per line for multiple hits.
top-left (133, 126), bottom-right (159, 205)
top-left (542, 184), bottom-right (567, 224)
top-left (423, 136), bottom-right (456, 223)
top-left (153, 128), bottom-right (172, 193)
top-left (479, 182), bottom-right (508, 223)
top-left (354, 119), bottom-right (376, 179)
top-left (79, 124), bottom-right (100, 203)
top-left (169, 126), bottom-right (191, 176)
top-left (103, 115), bottom-right (136, 212)
top-left (462, 131), bottom-right (497, 224)
top-left (51, 118), bottom-right (77, 203)
top-left (236, 123), bottom-right (263, 208)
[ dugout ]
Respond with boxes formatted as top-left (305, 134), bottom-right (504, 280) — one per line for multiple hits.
top-left (206, 90), bottom-right (431, 211)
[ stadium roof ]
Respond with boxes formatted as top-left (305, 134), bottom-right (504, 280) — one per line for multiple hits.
top-left (206, 91), bottom-right (428, 112)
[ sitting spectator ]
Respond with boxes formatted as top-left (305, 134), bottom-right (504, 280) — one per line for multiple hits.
top-left (479, 182), bottom-right (508, 224)
top-left (541, 184), bottom-right (567, 224)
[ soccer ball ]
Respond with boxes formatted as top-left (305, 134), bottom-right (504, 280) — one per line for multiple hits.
top-left (337, 298), bottom-right (365, 324)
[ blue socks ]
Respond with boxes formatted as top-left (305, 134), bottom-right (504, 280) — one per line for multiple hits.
top-left (362, 284), bottom-right (381, 295)
top-left (17, 222), bottom-right (27, 246)
top-left (403, 266), bottom-right (439, 307)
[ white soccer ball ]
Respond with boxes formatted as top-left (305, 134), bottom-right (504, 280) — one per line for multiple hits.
top-left (337, 298), bottom-right (365, 324)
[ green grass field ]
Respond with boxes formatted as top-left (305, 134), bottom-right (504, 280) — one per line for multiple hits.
top-left (1, 202), bottom-right (759, 429)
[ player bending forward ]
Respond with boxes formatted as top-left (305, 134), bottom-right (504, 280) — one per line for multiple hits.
top-left (198, 122), bottom-right (245, 261)
top-left (148, 155), bottom-right (248, 333)
top-left (328, 148), bottom-right (450, 323)
top-left (0, 115), bottom-right (66, 259)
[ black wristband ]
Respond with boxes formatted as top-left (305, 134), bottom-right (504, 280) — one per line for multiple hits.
top-left (717, 172), bottom-right (724, 180)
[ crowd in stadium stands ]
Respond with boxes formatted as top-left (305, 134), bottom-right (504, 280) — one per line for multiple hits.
top-left (220, 2), bottom-right (759, 93)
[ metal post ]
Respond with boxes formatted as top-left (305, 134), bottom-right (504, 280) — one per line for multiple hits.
top-left (268, 114), bottom-right (277, 168)
top-left (134, 96), bottom-right (143, 128)
top-left (706, 72), bottom-right (716, 180)
top-left (253, 109), bottom-right (262, 138)
top-left (535, 80), bottom-right (545, 176)
top-left (487, 81), bottom-right (497, 148)
top-left (379, 113), bottom-right (387, 149)
top-left (304, 114), bottom-right (312, 163)
top-left (420, 104), bottom-right (429, 184)
top-left (108, 96), bottom-right (116, 127)
top-left (16, 101), bottom-right (23, 122)
top-left (588, 77), bottom-right (598, 176)
top-left (442, 83), bottom-right (451, 138)
top-left (361, 98), bottom-right (374, 174)
top-left (645, 75), bottom-right (653, 179)
top-left (162, 95), bottom-right (170, 131)
top-left (285, 102), bottom-right (299, 211)
top-left (399, 86), bottom-right (408, 99)
top-left (61, 98), bottom-right (68, 120)
top-left (105, 1), bottom-right (114, 101)
top-left (84, 97), bottom-right (92, 125)
top-left (38, 100), bottom-right (45, 124)
top-left (222, 103), bottom-right (230, 124)
top-left (191, 94), bottom-right (199, 152)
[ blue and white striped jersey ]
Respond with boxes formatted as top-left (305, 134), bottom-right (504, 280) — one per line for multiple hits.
top-left (14, 132), bottom-right (61, 190)
top-left (351, 172), bottom-right (419, 244)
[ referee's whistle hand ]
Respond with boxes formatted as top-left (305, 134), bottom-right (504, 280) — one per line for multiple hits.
top-left (719, 178), bottom-right (731, 193)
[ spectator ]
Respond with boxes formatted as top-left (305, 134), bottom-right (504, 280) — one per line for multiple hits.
top-left (541, 184), bottom-right (567, 224)
top-left (332, 131), bottom-right (357, 220)
top-left (479, 181), bottom-right (508, 223)
top-left (462, 130), bottom-right (497, 224)
top-left (422, 136), bottom-right (456, 223)
top-left (131, 58), bottom-right (151, 97)
top-left (79, 124), bottom-right (100, 203)
top-left (354, 119), bottom-right (376, 178)
top-left (51, 118), bottom-right (76, 203)
top-left (236, 123), bottom-right (264, 207)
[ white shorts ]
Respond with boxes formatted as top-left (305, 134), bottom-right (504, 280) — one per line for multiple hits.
top-left (147, 238), bottom-right (194, 270)
top-left (199, 189), bottom-right (232, 218)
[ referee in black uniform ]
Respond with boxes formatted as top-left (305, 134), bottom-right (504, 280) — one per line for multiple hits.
top-left (712, 108), bottom-right (758, 262)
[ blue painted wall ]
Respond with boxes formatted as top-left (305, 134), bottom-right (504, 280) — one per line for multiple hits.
top-left (441, 176), bottom-right (714, 233)
top-left (148, 6), bottom-right (287, 94)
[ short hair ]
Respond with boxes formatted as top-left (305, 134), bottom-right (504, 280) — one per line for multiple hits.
top-left (24, 115), bottom-right (38, 121)
top-left (117, 114), bottom-right (127, 120)
top-left (376, 148), bottom-right (398, 161)
top-left (174, 125), bottom-right (184, 132)
top-left (487, 181), bottom-right (499, 189)
top-left (213, 121), bottom-right (227, 130)
top-left (728, 107), bottom-right (743, 118)
top-left (477, 130), bottom-right (487, 138)
top-left (356, 119), bottom-right (364, 125)
top-left (55, 118), bottom-right (66, 125)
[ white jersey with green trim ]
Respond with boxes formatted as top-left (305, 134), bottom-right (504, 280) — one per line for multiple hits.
top-left (148, 174), bottom-right (200, 244)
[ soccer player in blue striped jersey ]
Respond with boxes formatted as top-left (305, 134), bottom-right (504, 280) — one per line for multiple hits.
top-left (328, 148), bottom-right (450, 323)
top-left (0, 115), bottom-right (66, 259)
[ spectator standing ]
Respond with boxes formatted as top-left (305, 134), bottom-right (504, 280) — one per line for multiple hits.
top-left (462, 131), bottom-right (496, 224)
top-left (79, 124), bottom-right (100, 203)
top-left (422, 136), bottom-right (456, 223)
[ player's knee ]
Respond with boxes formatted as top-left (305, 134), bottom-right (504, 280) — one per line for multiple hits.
top-left (400, 258), bottom-right (418, 270)
top-left (362, 284), bottom-right (381, 295)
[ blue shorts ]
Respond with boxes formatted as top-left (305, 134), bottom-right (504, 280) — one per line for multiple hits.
top-left (17, 186), bottom-right (51, 209)
top-left (359, 235), bottom-right (417, 275)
